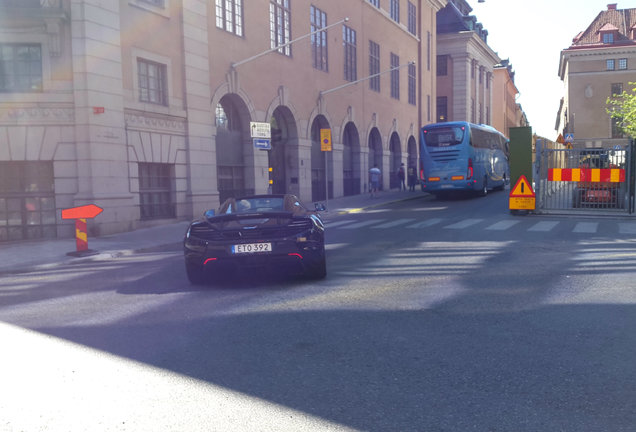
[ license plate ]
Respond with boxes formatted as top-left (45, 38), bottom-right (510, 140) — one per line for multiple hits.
top-left (231, 242), bottom-right (272, 254)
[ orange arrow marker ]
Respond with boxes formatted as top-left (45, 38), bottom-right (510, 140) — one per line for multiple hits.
top-left (61, 204), bottom-right (103, 220)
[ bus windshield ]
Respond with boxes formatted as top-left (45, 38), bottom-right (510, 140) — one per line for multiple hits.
top-left (422, 125), bottom-right (465, 147)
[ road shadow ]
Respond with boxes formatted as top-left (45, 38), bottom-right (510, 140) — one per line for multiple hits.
top-left (2, 236), bottom-right (636, 430)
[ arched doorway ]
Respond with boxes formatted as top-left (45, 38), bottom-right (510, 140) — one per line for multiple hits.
top-left (310, 115), bottom-right (332, 202)
top-left (389, 132), bottom-right (401, 189)
top-left (215, 94), bottom-right (251, 202)
top-left (368, 127), bottom-right (383, 191)
top-left (343, 122), bottom-right (360, 196)
top-left (269, 106), bottom-right (297, 195)
top-left (407, 135), bottom-right (417, 174)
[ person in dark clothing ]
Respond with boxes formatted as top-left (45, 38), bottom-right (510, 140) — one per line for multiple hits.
top-left (398, 163), bottom-right (406, 191)
top-left (407, 164), bottom-right (417, 192)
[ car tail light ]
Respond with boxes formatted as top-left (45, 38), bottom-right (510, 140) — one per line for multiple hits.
top-left (419, 159), bottom-right (424, 180)
top-left (467, 158), bottom-right (474, 180)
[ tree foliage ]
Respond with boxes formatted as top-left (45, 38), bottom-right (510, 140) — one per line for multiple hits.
top-left (607, 82), bottom-right (636, 138)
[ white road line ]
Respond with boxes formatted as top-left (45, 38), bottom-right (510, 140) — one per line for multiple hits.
top-left (340, 219), bottom-right (387, 229)
top-left (573, 222), bottom-right (598, 233)
top-left (371, 218), bottom-right (416, 229)
top-left (528, 221), bottom-right (559, 232)
top-left (444, 219), bottom-right (484, 229)
top-left (485, 220), bottom-right (520, 231)
top-left (406, 218), bottom-right (443, 228)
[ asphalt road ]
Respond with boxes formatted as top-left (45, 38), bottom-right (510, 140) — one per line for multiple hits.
top-left (1, 190), bottom-right (636, 431)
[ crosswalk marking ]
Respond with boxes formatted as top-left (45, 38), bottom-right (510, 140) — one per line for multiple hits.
top-left (444, 219), bottom-right (484, 229)
top-left (528, 221), bottom-right (559, 232)
top-left (618, 223), bottom-right (636, 234)
top-left (326, 220), bottom-right (357, 228)
top-left (406, 218), bottom-right (443, 228)
top-left (573, 222), bottom-right (598, 233)
top-left (486, 220), bottom-right (520, 231)
top-left (324, 217), bottom-right (636, 235)
top-left (340, 219), bottom-right (386, 229)
top-left (371, 218), bottom-right (416, 229)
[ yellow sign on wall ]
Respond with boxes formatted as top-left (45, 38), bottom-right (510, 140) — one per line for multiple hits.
top-left (320, 128), bottom-right (332, 152)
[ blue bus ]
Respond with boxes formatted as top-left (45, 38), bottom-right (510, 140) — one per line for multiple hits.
top-left (419, 121), bottom-right (510, 197)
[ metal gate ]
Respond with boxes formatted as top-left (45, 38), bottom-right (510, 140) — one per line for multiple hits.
top-left (536, 139), bottom-right (636, 215)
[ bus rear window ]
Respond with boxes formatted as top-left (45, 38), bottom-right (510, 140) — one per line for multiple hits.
top-left (423, 126), bottom-right (465, 147)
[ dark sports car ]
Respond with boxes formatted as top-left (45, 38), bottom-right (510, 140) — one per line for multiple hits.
top-left (183, 194), bottom-right (326, 284)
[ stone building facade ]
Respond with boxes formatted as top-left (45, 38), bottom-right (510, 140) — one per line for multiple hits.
top-left (434, 0), bottom-right (499, 126)
top-left (557, 3), bottom-right (636, 149)
top-left (0, 0), bottom-right (446, 242)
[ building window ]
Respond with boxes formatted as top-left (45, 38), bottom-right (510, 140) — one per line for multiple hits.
top-left (0, 43), bottom-right (42, 93)
top-left (426, 31), bottom-right (431, 71)
top-left (310, 5), bottom-right (328, 72)
top-left (407, 1), bottom-right (416, 35)
top-left (369, 40), bottom-right (380, 92)
top-left (619, 58), bottom-right (627, 70)
top-left (343, 25), bottom-right (357, 82)
top-left (367, 0), bottom-right (379, 6)
top-left (138, 163), bottom-right (175, 220)
top-left (607, 59), bottom-right (615, 70)
top-left (611, 82), bottom-right (623, 96)
top-left (390, 0), bottom-right (399, 22)
top-left (138, 58), bottom-right (167, 105)
top-left (0, 161), bottom-right (56, 242)
top-left (408, 63), bottom-right (416, 105)
top-left (603, 32), bottom-right (614, 44)
top-left (436, 55), bottom-right (448, 76)
top-left (437, 96), bottom-right (447, 122)
top-left (140, 0), bottom-right (164, 6)
top-left (216, 0), bottom-right (243, 36)
top-left (270, 0), bottom-right (291, 56)
top-left (390, 53), bottom-right (399, 100)
top-left (611, 116), bottom-right (624, 138)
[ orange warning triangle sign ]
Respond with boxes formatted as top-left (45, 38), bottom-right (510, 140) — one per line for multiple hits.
top-left (509, 175), bottom-right (535, 197)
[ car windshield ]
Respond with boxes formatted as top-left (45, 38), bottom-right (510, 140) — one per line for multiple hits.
top-left (225, 197), bottom-right (286, 214)
top-left (423, 126), bottom-right (465, 147)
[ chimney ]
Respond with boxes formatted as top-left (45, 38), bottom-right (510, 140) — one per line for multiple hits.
top-left (608, 3), bottom-right (617, 10)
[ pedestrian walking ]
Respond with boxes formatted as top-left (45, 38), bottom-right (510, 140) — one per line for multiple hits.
top-left (398, 163), bottom-right (406, 191)
top-left (369, 164), bottom-right (381, 198)
top-left (407, 164), bottom-right (417, 192)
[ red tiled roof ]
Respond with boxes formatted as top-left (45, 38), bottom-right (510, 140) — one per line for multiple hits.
top-left (570, 7), bottom-right (636, 47)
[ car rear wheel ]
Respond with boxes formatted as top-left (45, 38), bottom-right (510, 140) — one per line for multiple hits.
top-left (306, 255), bottom-right (327, 280)
top-left (185, 261), bottom-right (206, 285)
top-left (478, 177), bottom-right (488, 197)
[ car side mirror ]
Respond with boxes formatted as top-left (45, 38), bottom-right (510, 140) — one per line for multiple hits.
top-left (314, 202), bottom-right (326, 212)
top-left (204, 209), bottom-right (215, 218)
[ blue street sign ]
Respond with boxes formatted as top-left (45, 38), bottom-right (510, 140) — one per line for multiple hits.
top-left (565, 133), bottom-right (574, 143)
top-left (253, 138), bottom-right (271, 150)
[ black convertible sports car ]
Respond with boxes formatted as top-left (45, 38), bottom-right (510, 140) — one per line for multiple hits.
top-left (183, 194), bottom-right (326, 284)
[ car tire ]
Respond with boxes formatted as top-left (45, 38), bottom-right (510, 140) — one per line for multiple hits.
top-left (307, 255), bottom-right (327, 280)
top-left (478, 177), bottom-right (488, 197)
top-left (185, 261), bottom-right (207, 285)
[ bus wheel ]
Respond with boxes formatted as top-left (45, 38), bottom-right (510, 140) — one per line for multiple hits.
top-left (478, 177), bottom-right (488, 197)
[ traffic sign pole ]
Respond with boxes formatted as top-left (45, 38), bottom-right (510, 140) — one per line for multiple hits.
top-left (61, 204), bottom-right (103, 256)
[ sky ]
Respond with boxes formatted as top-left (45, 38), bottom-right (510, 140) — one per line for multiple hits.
top-left (470, 0), bottom-right (629, 139)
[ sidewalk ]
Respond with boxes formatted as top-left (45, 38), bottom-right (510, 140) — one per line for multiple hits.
top-left (0, 189), bottom-right (424, 275)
